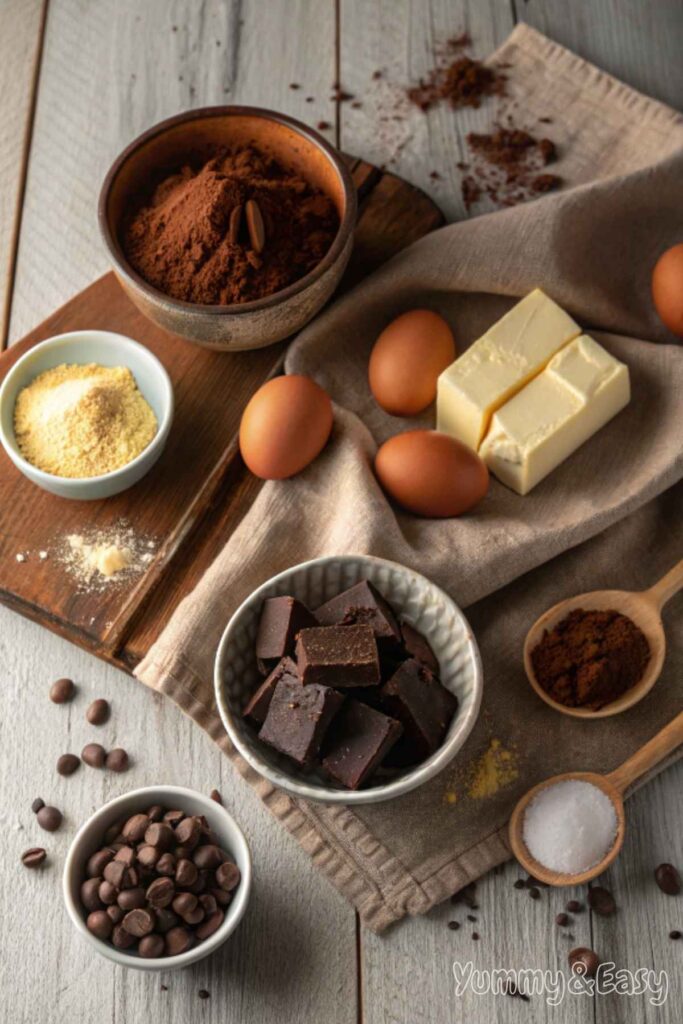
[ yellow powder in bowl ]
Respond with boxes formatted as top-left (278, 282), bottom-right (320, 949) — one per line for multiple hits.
top-left (14, 363), bottom-right (157, 478)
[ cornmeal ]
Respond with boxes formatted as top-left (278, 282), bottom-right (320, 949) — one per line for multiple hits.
top-left (14, 363), bottom-right (157, 478)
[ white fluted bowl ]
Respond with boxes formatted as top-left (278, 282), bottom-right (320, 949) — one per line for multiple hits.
top-left (214, 555), bottom-right (483, 805)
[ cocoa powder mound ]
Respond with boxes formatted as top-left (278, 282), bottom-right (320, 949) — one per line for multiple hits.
top-left (460, 125), bottom-right (562, 210)
top-left (122, 146), bottom-right (339, 306)
top-left (407, 55), bottom-right (506, 112)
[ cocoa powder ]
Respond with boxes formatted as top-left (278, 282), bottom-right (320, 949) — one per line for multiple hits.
top-left (122, 146), bottom-right (339, 306)
top-left (460, 125), bottom-right (562, 210)
top-left (407, 55), bottom-right (506, 112)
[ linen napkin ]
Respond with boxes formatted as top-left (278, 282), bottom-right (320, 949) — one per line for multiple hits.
top-left (136, 25), bottom-right (683, 932)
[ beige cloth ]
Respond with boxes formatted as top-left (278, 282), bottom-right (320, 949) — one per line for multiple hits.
top-left (136, 26), bottom-right (683, 932)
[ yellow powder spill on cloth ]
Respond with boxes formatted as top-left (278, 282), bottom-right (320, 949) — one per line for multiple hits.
top-left (14, 363), bottom-right (157, 478)
top-left (443, 738), bottom-right (519, 805)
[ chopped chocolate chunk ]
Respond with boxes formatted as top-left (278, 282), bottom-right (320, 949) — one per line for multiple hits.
top-left (381, 659), bottom-right (458, 765)
top-left (259, 678), bottom-right (344, 766)
top-left (243, 656), bottom-right (300, 725)
top-left (296, 624), bottom-right (380, 688)
top-left (322, 699), bottom-right (402, 789)
top-left (255, 597), bottom-right (317, 664)
top-left (400, 621), bottom-right (440, 674)
top-left (314, 580), bottom-right (402, 651)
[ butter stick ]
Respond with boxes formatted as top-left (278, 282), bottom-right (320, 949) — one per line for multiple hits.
top-left (479, 335), bottom-right (630, 495)
top-left (436, 288), bottom-right (581, 450)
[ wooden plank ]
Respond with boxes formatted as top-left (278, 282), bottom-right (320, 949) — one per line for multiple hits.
top-left (0, 0), bottom-right (45, 345)
top-left (338, 0), bottom-right (515, 222)
top-left (519, 0), bottom-right (683, 111)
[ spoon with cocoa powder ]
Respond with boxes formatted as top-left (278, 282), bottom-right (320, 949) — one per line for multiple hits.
top-left (523, 559), bottom-right (683, 718)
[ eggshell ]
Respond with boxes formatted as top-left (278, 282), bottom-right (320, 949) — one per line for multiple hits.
top-left (239, 375), bottom-right (333, 480)
top-left (374, 430), bottom-right (488, 517)
top-left (652, 243), bottom-right (683, 337)
top-left (369, 309), bottom-right (456, 416)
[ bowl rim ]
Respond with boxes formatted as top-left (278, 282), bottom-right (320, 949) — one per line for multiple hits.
top-left (62, 784), bottom-right (252, 970)
top-left (98, 104), bottom-right (357, 316)
top-left (214, 554), bottom-right (484, 805)
top-left (0, 329), bottom-right (174, 486)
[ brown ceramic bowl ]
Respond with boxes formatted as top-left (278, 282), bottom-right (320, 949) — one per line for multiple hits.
top-left (99, 106), bottom-right (356, 351)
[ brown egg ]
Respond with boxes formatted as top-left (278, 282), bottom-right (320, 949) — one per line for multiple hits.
top-left (375, 430), bottom-right (488, 518)
top-left (652, 243), bottom-right (683, 337)
top-left (369, 309), bottom-right (456, 416)
top-left (239, 375), bottom-right (333, 480)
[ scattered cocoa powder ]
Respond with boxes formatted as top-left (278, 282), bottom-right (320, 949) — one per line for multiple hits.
top-left (531, 609), bottom-right (650, 709)
top-left (122, 146), bottom-right (339, 306)
top-left (461, 125), bottom-right (562, 210)
top-left (407, 55), bottom-right (506, 112)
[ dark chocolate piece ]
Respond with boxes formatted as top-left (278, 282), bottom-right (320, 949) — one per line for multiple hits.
top-left (295, 624), bottom-right (380, 687)
top-left (255, 597), bottom-right (317, 663)
top-left (381, 658), bottom-right (458, 766)
top-left (314, 581), bottom-right (402, 651)
top-left (243, 657), bottom-right (300, 725)
top-left (322, 700), bottom-right (403, 789)
top-left (259, 677), bottom-right (344, 767)
top-left (400, 621), bottom-right (440, 675)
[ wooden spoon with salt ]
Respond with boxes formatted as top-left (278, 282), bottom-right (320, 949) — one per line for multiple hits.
top-left (524, 558), bottom-right (683, 718)
top-left (509, 711), bottom-right (683, 886)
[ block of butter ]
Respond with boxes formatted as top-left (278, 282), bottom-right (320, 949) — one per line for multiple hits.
top-left (437, 288), bottom-right (581, 450)
top-left (479, 335), bottom-right (630, 495)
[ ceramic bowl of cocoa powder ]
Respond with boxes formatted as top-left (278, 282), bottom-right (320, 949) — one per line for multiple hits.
top-left (99, 106), bottom-right (357, 351)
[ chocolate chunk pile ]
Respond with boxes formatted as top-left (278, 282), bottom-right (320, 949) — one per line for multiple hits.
top-left (79, 805), bottom-right (240, 958)
top-left (243, 580), bottom-right (459, 789)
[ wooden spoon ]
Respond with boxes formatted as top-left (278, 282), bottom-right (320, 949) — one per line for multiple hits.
top-left (509, 711), bottom-right (683, 886)
top-left (524, 558), bottom-right (683, 718)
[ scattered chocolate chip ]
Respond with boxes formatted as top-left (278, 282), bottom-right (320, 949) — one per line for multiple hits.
top-left (86, 698), bottom-right (110, 725)
top-left (569, 947), bottom-right (600, 977)
top-left (528, 886), bottom-right (540, 900)
top-left (447, 920), bottom-right (459, 931)
top-left (57, 753), bottom-right (80, 776)
top-left (451, 882), bottom-right (477, 908)
top-left (50, 677), bottom-right (75, 703)
top-left (669, 930), bottom-right (681, 940)
top-left (316, 120), bottom-right (331, 130)
top-left (555, 913), bottom-right (569, 927)
top-left (655, 863), bottom-right (681, 896)
top-left (21, 847), bottom-right (47, 868)
top-left (289, 82), bottom-right (300, 89)
top-left (503, 979), bottom-right (530, 1002)
top-left (466, 913), bottom-right (477, 922)
top-left (31, 797), bottom-right (45, 814)
top-left (106, 748), bottom-right (129, 772)
top-left (198, 990), bottom-right (210, 999)
top-left (472, 932), bottom-right (480, 940)
top-left (513, 879), bottom-right (526, 890)
top-left (566, 900), bottom-right (582, 913)
top-left (37, 805), bottom-right (62, 832)
top-left (82, 743), bottom-right (106, 768)
top-left (209, 789), bottom-right (222, 805)
top-left (588, 886), bottom-right (616, 917)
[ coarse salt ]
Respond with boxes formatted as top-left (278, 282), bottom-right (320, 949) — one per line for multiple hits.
top-left (523, 779), bottom-right (618, 875)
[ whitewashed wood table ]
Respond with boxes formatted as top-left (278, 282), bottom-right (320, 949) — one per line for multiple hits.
top-left (1, 2), bottom-right (681, 1021)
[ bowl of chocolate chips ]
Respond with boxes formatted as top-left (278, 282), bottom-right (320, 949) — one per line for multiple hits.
top-left (215, 555), bottom-right (483, 804)
top-left (63, 786), bottom-right (251, 970)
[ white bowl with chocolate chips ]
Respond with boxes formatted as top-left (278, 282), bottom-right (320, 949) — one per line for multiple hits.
top-left (214, 555), bottom-right (483, 805)
top-left (63, 786), bottom-right (251, 970)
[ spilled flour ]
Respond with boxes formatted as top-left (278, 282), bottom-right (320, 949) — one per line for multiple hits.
top-left (57, 522), bottom-right (157, 590)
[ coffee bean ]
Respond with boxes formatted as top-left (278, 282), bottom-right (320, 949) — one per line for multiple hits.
top-left (588, 886), bottom-right (616, 917)
top-left (31, 797), bottom-right (45, 814)
top-left (198, 989), bottom-right (210, 1000)
top-left (199, 894), bottom-right (218, 916)
top-left (216, 861), bottom-right (241, 892)
top-left (145, 822), bottom-right (174, 850)
top-left (122, 908), bottom-right (155, 937)
top-left (146, 804), bottom-right (164, 823)
top-left (122, 814), bottom-right (150, 843)
top-left (86, 848), bottom-right (114, 877)
top-left (165, 926), bottom-right (193, 956)
top-left (209, 789), bottom-right (222, 805)
top-left (86, 698), bottom-right (110, 725)
top-left (57, 753), bottom-right (80, 776)
top-left (50, 677), bottom-right (75, 703)
top-left (21, 847), bottom-right (47, 869)
top-left (447, 920), bottom-right (459, 931)
top-left (87, 910), bottom-right (113, 940)
top-left (114, 845), bottom-right (136, 867)
top-left (669, 930), bottom-right (681, 940)
top-left (156, 852), bottom-right (176, 876)
top-left (175, 858), bottom-right (198, 888)
top-left (107, 905), bottom-right (124, 924)
top-left (112, 924), bottom-right (136, 949)
top-left (566, 900), bottom-right (582, 913)
top-left (81, 877), bottom-right (103, 910)
top-left (163, 810), bottom-right (185, 826)
top-left (37, 805), bottom-right (62, 832)
top-left (82, 743), bottom-right (106, 768)
top-left (655, 863), bottom-right (681, 896)
top-left (155, 908), bottom-right (179, 934)
top-left (117, 887), bottom-right (146, 911)
top-left (147, 877), bottom-right (175, 909)
top-left (137, 845), bottom-right (160, 869)
top-left (569, 947), bottom-right (600, 977)
top-left (555, 913), bottom-right (569, 927)
top-left (98, 880), bottom-right (119, 905)
top-left (139, 933), bottom-right (165, 958)
top-left (193, 844), bottom-right (224, 870)
top-left (528, 886), bottom-right (540, 900)
top-left (106, 748), bottom-right (129, 772)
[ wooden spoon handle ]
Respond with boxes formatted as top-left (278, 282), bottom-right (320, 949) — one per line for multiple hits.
top-left (643, 558), bottom-right (683, 611)
top-left (607, 711), bottom-right (683, 794)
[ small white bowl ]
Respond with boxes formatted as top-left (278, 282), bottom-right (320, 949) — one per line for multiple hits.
top-left (215, 555), bottom-right (483, 805)
top-left (63, 786), bottom-right (252, 971)
top-left (0, 330), bottom-right (173, 499)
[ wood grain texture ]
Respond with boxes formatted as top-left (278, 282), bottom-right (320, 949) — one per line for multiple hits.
top-left (0, 0), bottom-right (45, 345)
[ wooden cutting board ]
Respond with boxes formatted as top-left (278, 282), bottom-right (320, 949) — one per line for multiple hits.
top-left (0, 156), bottom-right (443, 672)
